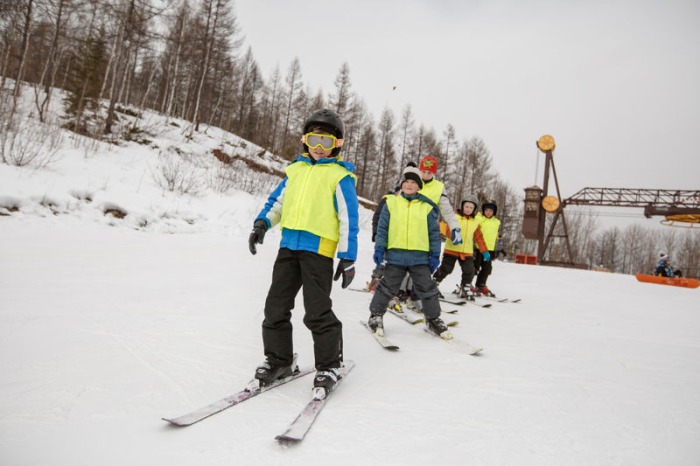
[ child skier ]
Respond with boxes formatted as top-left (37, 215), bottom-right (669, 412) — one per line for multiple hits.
top-left (433, 194), bottom-right (490, 299)
top-left (248, 108), bottom-right (359, 398)
top-left (473, 199), bottom-right (500, 297)
top-left (417, 155), bottom-right (462, 245)
top-left (367, 165), bottom-right (452, 339)
top-left (397, 156), bottom-right (462, 304)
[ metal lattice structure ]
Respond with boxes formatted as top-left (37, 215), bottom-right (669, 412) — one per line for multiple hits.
top-left (526, 135), bottom-right (700, 266)
top-left (564, 188), bottom-right (700, 217)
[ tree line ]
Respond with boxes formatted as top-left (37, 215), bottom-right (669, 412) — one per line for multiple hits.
top-left (2, 0), bottom-right (697, 277)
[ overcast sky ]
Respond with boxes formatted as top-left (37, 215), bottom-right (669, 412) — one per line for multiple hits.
top-left (235, 0), bottom-right (699, 227)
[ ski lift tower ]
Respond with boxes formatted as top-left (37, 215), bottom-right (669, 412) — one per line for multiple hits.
top-left (521, 135), bottom-right (575, 266)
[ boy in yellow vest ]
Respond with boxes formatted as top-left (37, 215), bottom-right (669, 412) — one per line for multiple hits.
top-left (367, 166), bottom-right (452, 339)
top-left (473, 199), bottom-right (501, 297)
top-left (418, 155), bottom-right (462, 245)
top-left (433, 194), bottom-right (490, 299)
top-left (248, 109), bottom-right (359, 398)
top-left (395, 156), bottom-right (462, 305)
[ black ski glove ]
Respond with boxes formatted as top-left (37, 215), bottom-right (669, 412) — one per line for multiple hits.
top-left (334, 259), bottom-right (355, 289)
top-left (248, 219), bottom-right (268, 255)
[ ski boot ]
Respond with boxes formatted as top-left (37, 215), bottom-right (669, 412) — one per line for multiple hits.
top-left (405, 298), bottom-right (423, 313)
top-left (368, 314), bottom-right (384, 336)
top-left (387, 297), bottom-right (402, 312)
top-left (476, 285), bottom-right (495, 298)
top-left (312, 367), bottom-right (341, 400)
top-left (426, 317), bottom-right (453, 340)
top-left (255, 359), bottom-right (297, 386)
top-left (460, 285), bottom-right (476, 301)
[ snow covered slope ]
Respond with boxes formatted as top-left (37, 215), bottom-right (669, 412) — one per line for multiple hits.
top-left (1, 99), bottom-right (699, 465)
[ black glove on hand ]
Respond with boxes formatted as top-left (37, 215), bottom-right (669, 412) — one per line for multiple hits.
top-left (248, 219), bottom-right (268, 255)
top-left (333, 259), bottom-right (355, 289)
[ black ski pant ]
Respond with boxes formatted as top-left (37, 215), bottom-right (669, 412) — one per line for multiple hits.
top-left (433, 253), bottom-right (476, 288)
top-left (474, 250), bottom-right (494, 287)
top-left (369, 264), bottom-right (442, 319)
top-left (262, 248), bottom-right (342, 371)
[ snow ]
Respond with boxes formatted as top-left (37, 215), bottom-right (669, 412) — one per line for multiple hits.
top-left (2, 104), bottom-right (700, 465)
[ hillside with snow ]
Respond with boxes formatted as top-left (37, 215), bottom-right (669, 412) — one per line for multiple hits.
top-left (1, 96), bottom-right (699, 465)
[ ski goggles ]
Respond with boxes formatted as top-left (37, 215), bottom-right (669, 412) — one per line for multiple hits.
top-left (302, 132), bottom-right (344, 150)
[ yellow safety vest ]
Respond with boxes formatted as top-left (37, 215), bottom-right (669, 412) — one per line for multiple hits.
top-left (280, 160), bottom-right (356, 242)
top-left (479, 215), bottom-right (501, 250)
top-left (385, 195), bottom-right (433, 251)
top-left (445, 214), bottom-right (480, 254)
top-left (419, 179), bottom-right (444, 205)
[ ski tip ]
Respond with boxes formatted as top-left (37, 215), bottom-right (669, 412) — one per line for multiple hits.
top-left (276, 434), bottom-right (303, 444)
top-left (162, 417), bottom-right (188, 427)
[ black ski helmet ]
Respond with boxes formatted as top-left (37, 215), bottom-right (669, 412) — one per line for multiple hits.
top-left (302, 109), bottom-right (345, 156)
top-left (461, 194), bottom-right (479, 217)
top-left (482, 199), bottom-right (498, 216)
top-left (303, 109), bottom-right (344, 139)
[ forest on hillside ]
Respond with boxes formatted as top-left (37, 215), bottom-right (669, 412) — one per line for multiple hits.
top-left (2, 0), bottom-right (698, 277)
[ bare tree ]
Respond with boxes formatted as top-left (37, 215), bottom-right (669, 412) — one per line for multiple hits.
top-left (619, 225), bottom-right (648, 274)
top-left (463, 136), bottom-right (495, 204)
top-left (188, 0), bottom-right (236, 135)
top-left (342, 96), bottom-right (369, 167)
top-left (659, 229), bottom-right (679, 258)
top-left (397, 105), bottom-right (414, 168)
top-left (356, 115), bottom-right (377, 197)
top-left (597, 227), bottom-right (621, 271)
top-left (231, 47), bottom-right (261, 139)
top-left (7, 0), bottom-right (34, 122)
top-left (307, 87), bottom-right (325, 113)
top-left (159, 1), bottom-right (188, 119)
top-left (31, 0), bottom-right (73, 122)
top-left (280, 57), bottom-right (303, 155)
top-left (258, 65), bottom-right (281, 152)
top-left (440, 123), bottom-right (456, 181)
top-left (103, 0), bottom-right (160, 135)
top-left (374, 107), bottom-right (396, 199)
top-left (329, 62), bottom-right (352, 116)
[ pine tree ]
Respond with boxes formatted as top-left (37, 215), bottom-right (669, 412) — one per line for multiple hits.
top-left (63, 31), bottom-right (107, 132)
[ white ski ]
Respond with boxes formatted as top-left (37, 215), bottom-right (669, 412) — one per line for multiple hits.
top-left (276, 361), bottom-right (356, 443)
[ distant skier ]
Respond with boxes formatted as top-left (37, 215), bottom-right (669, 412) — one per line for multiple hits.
top-left (248, 109), bottom-right (359, 398)
top-left (654, 253), bottom-right (682, 278)
top-left (432, 194), bottom-right (489, 300)
top-left (473, 199), bottom-right (501, 297)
